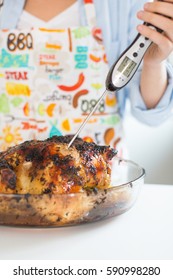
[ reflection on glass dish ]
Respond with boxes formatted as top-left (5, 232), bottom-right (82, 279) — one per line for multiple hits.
top-left (0, 158), bottom-right (145, 227)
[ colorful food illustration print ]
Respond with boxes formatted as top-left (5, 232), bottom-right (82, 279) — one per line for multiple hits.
top-left (0, 16), bottom-right (123, 152)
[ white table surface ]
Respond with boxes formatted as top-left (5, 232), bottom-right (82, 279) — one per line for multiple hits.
top-left (0, 184), bottom-right (173, 260)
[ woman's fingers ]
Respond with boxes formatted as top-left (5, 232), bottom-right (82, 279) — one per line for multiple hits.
top-left (136, 1), bottom-right (173, 62)
top-left (136, 0), bottom-right (173, 63)
top-left (144, 1), bottom-right (173, 19)
top-left (137, 23), bottom-right (172, 57)
top-left (137, 0), bottom-right (173, 43)
top-left (137, 10), bottom-right (173, 42)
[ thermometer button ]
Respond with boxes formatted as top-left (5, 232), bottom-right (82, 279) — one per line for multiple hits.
top-left (133, 52), bottom-right (138, 57)
top-left (140, 43), bottom-right (145, 48)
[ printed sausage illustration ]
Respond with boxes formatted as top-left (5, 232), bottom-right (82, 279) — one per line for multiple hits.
top-left (58, 73), bottom-right (85, 91)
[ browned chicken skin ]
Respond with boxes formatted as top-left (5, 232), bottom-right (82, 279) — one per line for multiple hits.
top-left (0, 136), bottom-right (117, 194)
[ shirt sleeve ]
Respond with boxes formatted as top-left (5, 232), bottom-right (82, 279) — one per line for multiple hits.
top-left (0, 0), bottom-right (25, 29)
top-left (129, 62), bottom-right (173, 126)
top-left (126, 0), bottom-right (173, 126)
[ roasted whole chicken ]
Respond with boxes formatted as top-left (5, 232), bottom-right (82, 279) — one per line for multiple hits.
top-left (0, 136), bottom-right (117, 194)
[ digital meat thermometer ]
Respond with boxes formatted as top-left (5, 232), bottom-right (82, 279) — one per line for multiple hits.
top-left (68, 22), bottom-right (162, 148)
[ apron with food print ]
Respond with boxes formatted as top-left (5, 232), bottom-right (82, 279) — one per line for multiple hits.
top-left (0, 0), bottom-right (124, 155)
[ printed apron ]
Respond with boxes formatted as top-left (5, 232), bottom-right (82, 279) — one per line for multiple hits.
top-left (0, 0), bottom-right (124, 155)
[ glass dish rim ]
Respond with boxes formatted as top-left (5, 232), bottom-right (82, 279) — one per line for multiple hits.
top-left (111, 157), bottom-right (146, 188)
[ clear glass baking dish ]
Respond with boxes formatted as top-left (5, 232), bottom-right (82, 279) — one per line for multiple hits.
top-left (0, 158), bottom-right (145, 227)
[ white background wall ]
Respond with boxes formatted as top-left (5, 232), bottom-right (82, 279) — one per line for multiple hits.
top-left (123, 54), bottom-right (173, 185)
top-left (124, 105), bottom-right (173, 185)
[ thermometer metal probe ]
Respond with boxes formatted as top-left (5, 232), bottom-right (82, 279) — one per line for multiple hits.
top-left (68, 22), bottom-right (163, 148)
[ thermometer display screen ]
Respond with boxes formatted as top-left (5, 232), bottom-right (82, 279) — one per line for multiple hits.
top-left (117, 56), bottom-right (137, 77)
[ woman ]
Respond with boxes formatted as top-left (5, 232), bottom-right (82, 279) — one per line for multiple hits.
top-left (0, 0), bottom-right (173, 155)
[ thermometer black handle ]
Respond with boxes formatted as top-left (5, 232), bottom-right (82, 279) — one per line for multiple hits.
top-left (106, 22), bottom-right (163, 92)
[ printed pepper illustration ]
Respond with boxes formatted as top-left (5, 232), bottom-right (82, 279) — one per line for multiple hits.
top-left (105, 94), bottom-right (117, 107)
top-left (23, 102), bottom-right (30, 116)
top-left (61, 119), bottom-right (71, 132)
top-left (104, 128), bottom-right (115, 145)
top-left (92, 27), bottom-right (103, 43)
top-left (103, 53), bottom-right (108, 64)
top-left (58, 73), bottom-right (85, 91)
top-left (38, 103), bottom-right (56, 117)
top-left (89, 54), bottom-right (101, 63)
top-left (46, 104), bottom-right (56, 117)
top-left (84, 0), bottom-right (93, 3)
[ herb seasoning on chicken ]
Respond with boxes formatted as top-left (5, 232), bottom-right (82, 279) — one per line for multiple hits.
top-left (0, 136), bottom-right (117, 194)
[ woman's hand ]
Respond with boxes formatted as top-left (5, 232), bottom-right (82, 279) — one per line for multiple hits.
top-left (136, 0), bottom-right (173, 109)
top-left (137, 0), bottom-right (173, 66)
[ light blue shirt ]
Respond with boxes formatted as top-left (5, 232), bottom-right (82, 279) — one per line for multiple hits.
top-left (1, 0), bottom-right (173, 125)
